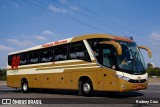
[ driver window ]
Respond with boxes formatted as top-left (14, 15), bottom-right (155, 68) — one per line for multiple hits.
top-left (103, 49), bottom-right (115, 68)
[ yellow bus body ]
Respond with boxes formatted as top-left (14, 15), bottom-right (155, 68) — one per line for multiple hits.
top-left (7, 34), bottom-right (148, 93)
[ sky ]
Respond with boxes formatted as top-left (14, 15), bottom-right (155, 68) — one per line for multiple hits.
top-left (0, 0), bottom-right (160, 68)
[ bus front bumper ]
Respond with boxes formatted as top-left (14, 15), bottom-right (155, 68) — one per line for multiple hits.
top-left (118, 79), bottom-right (148, 92)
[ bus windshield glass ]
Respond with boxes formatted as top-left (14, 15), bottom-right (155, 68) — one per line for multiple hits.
top-left (117, 42), bottom-right (146, 74)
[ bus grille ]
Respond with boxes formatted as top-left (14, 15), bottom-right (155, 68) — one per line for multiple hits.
top-left (128, 79), bottom-right (147, 83)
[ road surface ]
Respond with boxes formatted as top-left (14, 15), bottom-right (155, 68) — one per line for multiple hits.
top-left (0, 80), bottom-right (160, 107)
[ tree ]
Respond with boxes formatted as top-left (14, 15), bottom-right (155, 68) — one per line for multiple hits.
top-left (147, 63), bottom-right (154, 68)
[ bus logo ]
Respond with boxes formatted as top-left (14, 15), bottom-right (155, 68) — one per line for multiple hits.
top-left (11, 56), bottom-right (20, 70)
top-left (137, 76), bottom-right (141, 83)
top-left (42, 40), bottom-right (67, 48)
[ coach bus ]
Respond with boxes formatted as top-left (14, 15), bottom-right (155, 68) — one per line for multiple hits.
top-left (7, 34), bottom-right (152, 96)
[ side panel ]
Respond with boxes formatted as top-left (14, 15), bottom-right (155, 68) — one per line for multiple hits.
top-left (54, 72), bottom-right (71, 89)
top-left (7, 75), bottom-right (21, 88)
top-left (7, 65), bottom-right (148, 92)
top-left (96, 68), bottom-right (118, 91)
top-left (7, 73), bottom-right (71, 89)
top-left (7, 61), bottom-right (99, 90)
top-left (102, 68), bottom-right (118, 91)
top-left (69, 67), bottom-right (100, 90)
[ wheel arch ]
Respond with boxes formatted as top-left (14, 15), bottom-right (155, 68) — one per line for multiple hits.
top-left (78, 75), bottom-right (96, 90)
top-left (21, 77), bottom-right (28, 85)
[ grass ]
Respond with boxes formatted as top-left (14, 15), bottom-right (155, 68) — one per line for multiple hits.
top-left (0, 75), bottom-right (6, 81)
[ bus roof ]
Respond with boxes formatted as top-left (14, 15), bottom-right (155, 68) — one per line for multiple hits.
top-left (8, 34), bottom-right (134, 55)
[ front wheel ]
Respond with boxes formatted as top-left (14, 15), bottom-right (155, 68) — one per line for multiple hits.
top-left (80, 80), bottom-right (94, 96)
top-left (21, 80), bottom-right (29, 93)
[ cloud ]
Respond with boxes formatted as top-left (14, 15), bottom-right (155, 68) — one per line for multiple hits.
top-left (149, 33), bottom-right (160, 41)
top-left (69, 6), bottom-right (80, 11)
top-left (48, 5), bottom-right (67, 13)
top-left (0, 5), bottom-right (7, 9)
top-left (15, 3), bottom-right (20, 9)
top-left (20, 34), bottom-right (29, 38)
top-left (7, 39), bottom-right (35, 47)
top-left (43, 30), bottom-right (53, 35)
top-left (33, 36), bottom-right (46, 40)
top-left (148, 32), bottom-right (160, 47)
top-left (59, 0), bottom-right (67, 4)
top-left (0, 45), bottom-right (15, 51)
top-left (8, 1), bottom-right (20, 9)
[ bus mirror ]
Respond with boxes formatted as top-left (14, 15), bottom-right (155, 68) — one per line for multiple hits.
top-left (138, 46), bottom-right (152, 58)
top-left (99, 41), bottom-right (122, 55)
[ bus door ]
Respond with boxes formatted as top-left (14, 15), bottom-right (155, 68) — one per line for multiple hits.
top-left (97, 45), bottom-right (119, 91)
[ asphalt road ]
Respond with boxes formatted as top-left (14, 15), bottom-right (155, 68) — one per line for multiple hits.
top-left (0, 84), bottom-right (160, 107)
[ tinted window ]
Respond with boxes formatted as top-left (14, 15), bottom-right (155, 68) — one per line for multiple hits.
top-left (40, 49), bottom-right (52, 63)
top-left (69, 41), bottom-right (90, 60)
top-left (19, 53), bottom-right (28, 65)
top-left (8, 55), bottom-right (13, 66)
top-left (29, 51), bottom-right (39, 64)
top-left (87, 39), bottom-right (106, 63)
top-left (103, 48), bottom-right (114, 68)
top-left (54, 45), bottom-right (68, 61)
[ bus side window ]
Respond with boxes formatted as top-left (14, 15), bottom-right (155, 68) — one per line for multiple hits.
top-left (54, 45), bottom-right (68, 61)
top-left (69, 41), bottom-right (90, 60)
top-left (29, 51), bottom-right (39, 64)
top-left (8, 55), bottom-right (13, 66)
top-left (19, 53), bottom-right (28, 65)
top-left (102, 48), bottom-right (114, 68)
top-left (40, 49), bottom-right (52, 63)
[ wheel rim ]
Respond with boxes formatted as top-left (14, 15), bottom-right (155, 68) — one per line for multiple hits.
top-left (83, 83), bottom-right (91, 93)
top-left (23, 83), bottom-right (28, 91)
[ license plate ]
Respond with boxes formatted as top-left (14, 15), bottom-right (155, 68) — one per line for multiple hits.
top-left (137, 85), bottom-right (143, 88)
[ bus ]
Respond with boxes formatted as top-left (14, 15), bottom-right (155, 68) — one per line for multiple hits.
top-left (7, 34), bottom-right (152, 96)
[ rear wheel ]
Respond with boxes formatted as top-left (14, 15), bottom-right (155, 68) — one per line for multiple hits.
top-left (21, 80), bottom-right (29, 93)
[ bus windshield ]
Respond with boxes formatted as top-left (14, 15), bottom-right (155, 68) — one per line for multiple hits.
top-left (117, 42), bottom-right (146, 74)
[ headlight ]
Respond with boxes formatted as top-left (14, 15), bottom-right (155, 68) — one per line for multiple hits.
top-left (115, 75), bottom-right (130, 81)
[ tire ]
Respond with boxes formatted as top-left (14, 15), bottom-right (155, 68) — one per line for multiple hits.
top-left (81, 80), bottom-right (94, 96)
top-left (21, 80), bottom-right (29, 93)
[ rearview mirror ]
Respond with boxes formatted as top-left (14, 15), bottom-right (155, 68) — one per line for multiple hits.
top-left (138, 46), bottom-right (152, 58)
top-left (99, 41), bottom-right (122, 55)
